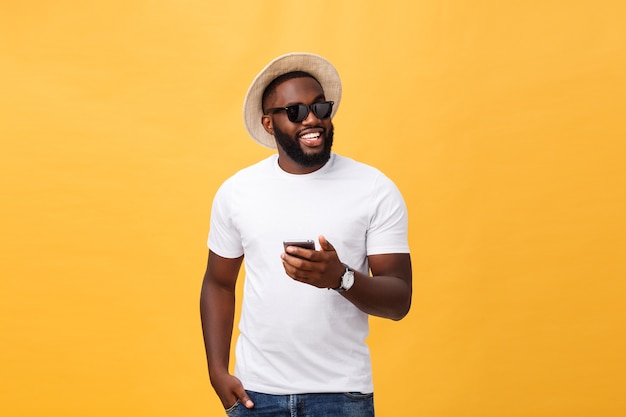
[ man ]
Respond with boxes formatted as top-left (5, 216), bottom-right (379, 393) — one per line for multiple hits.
top-left (200, 52), bottom-right (412, 416)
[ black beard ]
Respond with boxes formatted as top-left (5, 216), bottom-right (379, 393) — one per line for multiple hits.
top-left (273, 124), bottom-right (334, 168)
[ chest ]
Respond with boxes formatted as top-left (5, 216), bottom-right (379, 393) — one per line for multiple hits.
top-left (229, 176), bottom-right (373, 248)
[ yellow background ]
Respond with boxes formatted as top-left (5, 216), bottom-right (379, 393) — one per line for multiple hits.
top-left (1, 1), bottom-right (625, 416)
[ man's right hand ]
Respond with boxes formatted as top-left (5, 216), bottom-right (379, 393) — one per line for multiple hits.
top-left (211, 372), bottom-right (254, 410)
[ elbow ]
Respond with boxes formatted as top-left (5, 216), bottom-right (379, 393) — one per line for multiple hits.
top-left (390, 272), bottom-right (412, 321)
top-left (389, 295), bottom-right (412, 321)
top-left (391, 304), bottom-right (411, 321)
top-left (377, 282), bottom-right (411, 321)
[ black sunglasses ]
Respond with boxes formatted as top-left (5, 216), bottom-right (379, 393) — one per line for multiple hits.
top-left (264, 101), bottom-right (334, 123)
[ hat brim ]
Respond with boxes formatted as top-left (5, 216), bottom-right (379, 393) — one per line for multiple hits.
top-left (243, 52), bottom-right (342, 149)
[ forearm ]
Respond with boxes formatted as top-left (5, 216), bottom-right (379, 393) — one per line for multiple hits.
top-left (341, 271), bottom-right (412, 320)
top-left (200, 279), bottom-right (236, 380)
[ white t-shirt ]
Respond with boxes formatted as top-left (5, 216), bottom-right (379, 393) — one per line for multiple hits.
top-left (208, 153), bottom-right (409, 395)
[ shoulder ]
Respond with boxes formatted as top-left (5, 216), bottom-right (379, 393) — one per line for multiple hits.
top-left (330, 154), bottom-right (398, 190)
top-left (211, 156), bottom-right (276, 205)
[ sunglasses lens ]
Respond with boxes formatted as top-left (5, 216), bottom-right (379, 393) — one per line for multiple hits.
top-left (313, 102), bottom-right (333, 119)
top-left (286, 104), bottom-right (309, 123)
top-left (282, 102), bottom-right (333, 122)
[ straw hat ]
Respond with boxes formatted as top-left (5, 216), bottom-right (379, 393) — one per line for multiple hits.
top-left (242, 52), bottom-right (342, 149)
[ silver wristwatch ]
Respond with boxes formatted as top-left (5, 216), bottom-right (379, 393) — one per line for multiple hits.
top-left (333, 264), bottom-right (355, 292)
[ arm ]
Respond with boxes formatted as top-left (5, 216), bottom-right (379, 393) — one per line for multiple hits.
top-left (341, 250), bottom-right (412, 320)
top-left (282, 235), bottom-right (412, 320)
top-left (199, 250), bottom-right (254, 409)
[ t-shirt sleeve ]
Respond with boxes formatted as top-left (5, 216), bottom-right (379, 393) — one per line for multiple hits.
top-left (366, 174), bottom-right (410, 255)
top-left (207, 179), bottom-right (244, 259)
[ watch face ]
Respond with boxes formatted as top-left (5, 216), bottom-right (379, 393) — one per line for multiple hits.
top-left (343, 270), bottom-right (355, 290)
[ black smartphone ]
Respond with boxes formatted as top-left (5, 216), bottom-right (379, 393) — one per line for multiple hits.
top-left (283, 240), bottom-right (315, 251)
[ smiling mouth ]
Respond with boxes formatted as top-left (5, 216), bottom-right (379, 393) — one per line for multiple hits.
top-left (299, 131), bottom-right (322, 147)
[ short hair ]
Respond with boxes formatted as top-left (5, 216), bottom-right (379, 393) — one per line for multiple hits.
top-left (262, 71), bottom-right (321, 113)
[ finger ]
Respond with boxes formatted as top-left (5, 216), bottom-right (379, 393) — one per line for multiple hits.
top-left (318, 235), bottom-right (335, 252)
top-left (236, 389), bottom-right (254, 409)
top-left (242, 396), bottom-right (254, 409)
top-left (280, 258), bottom-right (305, 281)
top-left (284, 246), bottom-right (310, 260)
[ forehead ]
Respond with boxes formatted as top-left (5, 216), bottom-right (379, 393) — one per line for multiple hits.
top-left (269, 76), bottom-right (325, 106)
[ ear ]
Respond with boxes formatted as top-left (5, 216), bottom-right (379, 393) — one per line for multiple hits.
top-left (262, 115), bottom-right (274, 135)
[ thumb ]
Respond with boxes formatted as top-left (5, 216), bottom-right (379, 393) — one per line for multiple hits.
top-left (318, 235), bottom-right (336, 252)
top-left (236, 388), bottom-right (254, 409)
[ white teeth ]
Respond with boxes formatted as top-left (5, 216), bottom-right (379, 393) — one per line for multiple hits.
top-left (301, 132), bottom-right (320, 140)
